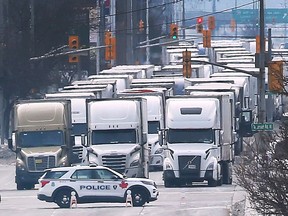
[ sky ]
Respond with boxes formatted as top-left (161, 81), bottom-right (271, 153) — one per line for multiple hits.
top-left (186, 0), bottom-right (288, 12)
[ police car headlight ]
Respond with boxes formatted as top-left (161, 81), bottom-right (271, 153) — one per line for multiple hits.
top-left (141, 180), bottom-right (154, 186)
top-left (130, 159), bottom-right (139, 167)
top-left (16, 159), bottom-right (26, 171)
top-left (154, 147), bottom-right (163, 154)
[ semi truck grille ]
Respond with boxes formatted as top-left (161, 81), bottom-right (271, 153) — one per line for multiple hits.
top-left (102, 154), bottom-right (126, 173)
top-left (72, 146), bottom-right (84, 162)
top-left (178, 155), bottom-right (201, 178)
top-left (27, 156), bottom-right (56, 171)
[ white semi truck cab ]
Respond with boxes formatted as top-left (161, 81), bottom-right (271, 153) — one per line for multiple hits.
top-left (82, 98), bottom-right (149, 178)
top-left (161, 96), bottom-right (233, 187)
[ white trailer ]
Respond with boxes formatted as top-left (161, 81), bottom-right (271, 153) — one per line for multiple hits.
top-left (45, 92), bottom-right (97, 163)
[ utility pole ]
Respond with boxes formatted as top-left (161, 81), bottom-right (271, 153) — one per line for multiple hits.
top-left (146, 0), bottom-right (150, 64)
top-left (258, 0), bottom-right (266, 123)
top-left (99, 0), bottom-right (106, 70)
top-left (182, 0), bottom-right (185, 39)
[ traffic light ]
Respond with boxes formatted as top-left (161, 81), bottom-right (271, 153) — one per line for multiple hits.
top-left (203, 30), bottom-right (211, 48)
top-left (170, 24), bottom-right (178, 39)
top-left (208, 16), bottom-right (215, 30)
top-left (182, 50), bottom-right (192, 78)
top-left (196, 17), bottom-right (203, 33)
top-left (105, 31), bottom-right (116, 61)
top-left (230, 19), bottom-right (236, 32)
top-left (268, 61), bottom-right (283, 93)
top-left (139, 19), bottom-right (144, 32)
top-left (68, 35), bottom-right (79, 63)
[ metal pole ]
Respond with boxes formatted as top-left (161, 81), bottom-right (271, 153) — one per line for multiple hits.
top-left (146, 0), bottom-right (150, 64)
top-left (182, 0), bottom-right (185, 39)
top-left (99, 0), bottom-right (105, 71)
top-left (258, 0), bottom-right (266, 123)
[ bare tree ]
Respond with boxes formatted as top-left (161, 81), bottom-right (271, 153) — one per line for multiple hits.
top-left (234, 119), bottom-right (288, 215)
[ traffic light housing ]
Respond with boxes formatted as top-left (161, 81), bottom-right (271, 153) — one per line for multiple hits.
top-left (182, 50), bottom-right (192, 78)
top-left (170, 24), bottom-right (178, 39)
top-left (208, 16), bottom-right (215, 30)
top-left (196, 17), bottom-right (203, 33)
top-left (68, 35), bottom-right (79, 63)
top-left (105, 31), bottom-right (116, 61)
top-left (139, 19), bottom-right (144, 32)
top-left (203, 30), bottom-right (211, 48)
top-left (268, 61), bottom-right (283, 93)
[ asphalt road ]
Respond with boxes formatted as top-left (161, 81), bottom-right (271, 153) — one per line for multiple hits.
top-left (0, 163), bottom-right (249, 216)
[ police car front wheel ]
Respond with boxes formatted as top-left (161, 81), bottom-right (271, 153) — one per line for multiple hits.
top-left (130, 188), bottom-right (148, 207)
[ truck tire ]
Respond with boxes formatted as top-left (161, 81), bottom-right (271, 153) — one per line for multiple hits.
top-left (16, 183), bottom-right (25, 190)
top-left (131, 188), bottom-right (147, 207)
top-left (164, 178), bottom-right (173, 188)
top-left (55, 189), bottom-right (73, 208)
top-left (222, 162), bottom-right (232, 184)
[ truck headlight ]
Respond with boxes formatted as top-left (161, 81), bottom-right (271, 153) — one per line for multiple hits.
top-left (130, 159), bottom-right (139, 167)
top-left (207, 162), bottom-right (214, 171)
top-left (58, 156), bottom-right (68, 167)
top-left (164, 162), bottom-right (173, 170)
top-left (16, 159), bottom-right (26, 171)
top-left (154, 148), bottom-right (163, 154)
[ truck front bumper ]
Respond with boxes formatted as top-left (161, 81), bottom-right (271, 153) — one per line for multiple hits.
top-left (16, 169), bottom-right (44, 184)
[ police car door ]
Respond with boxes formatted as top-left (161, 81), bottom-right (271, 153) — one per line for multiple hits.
top-left (70, 169), bottom-right (111, 199)
top-left (95, 168), bottom-right (126, 199)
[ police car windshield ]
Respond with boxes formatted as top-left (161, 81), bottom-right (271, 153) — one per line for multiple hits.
top-left (19, 130), bottom-right (64, 147)
top-left (92, 129), bottom-right (136, 145)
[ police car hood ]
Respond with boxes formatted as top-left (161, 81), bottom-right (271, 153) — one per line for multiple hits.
top-left (90, 144), bottom-right (139, 155)
top-left (125, 177), bottom-right (155, 183)
top-left (20, 146), bottom-right (61, 156)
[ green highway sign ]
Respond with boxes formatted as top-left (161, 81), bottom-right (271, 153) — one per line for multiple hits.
top-left (251, 123), bottom-right (274, 131)
top-left (232, 9), bottom-right (288, 24)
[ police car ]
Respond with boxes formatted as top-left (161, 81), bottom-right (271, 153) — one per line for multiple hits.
top-left (37, 165), bottom-right (159, 208)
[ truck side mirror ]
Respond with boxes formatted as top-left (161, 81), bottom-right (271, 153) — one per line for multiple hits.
top-left (8, 138), bottom-right (13, 150)
top-left (239, 110), bottom-right (253, 137)
top-left (158, 130), bottom-right (163, 146)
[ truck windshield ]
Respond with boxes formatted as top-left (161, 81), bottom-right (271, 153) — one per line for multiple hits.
top-left (92, 129), bottom-right (136, 144)
top-left (19, 130), bottom-right (64, 147)
top-left (167, 129), bottom-right (214, 144)
top-left (72, 123), bottom-right (87, 135)
top-left (148, 121), bottom-right (160, 134)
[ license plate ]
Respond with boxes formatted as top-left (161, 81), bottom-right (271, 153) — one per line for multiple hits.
top-left (35, 159), bottom-right (42, 163)
top-left (188, 164), bottom-right (196, 169)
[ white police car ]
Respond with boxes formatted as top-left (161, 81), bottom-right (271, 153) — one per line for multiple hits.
top-left (37, 165), bottom-right (159, 208)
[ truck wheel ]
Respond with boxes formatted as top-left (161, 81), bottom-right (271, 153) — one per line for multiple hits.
top-left (131, 188), bottom-right (147, 207)
top-left (164, 178), bottom-right (173, 188)
top-left (208, 179), bottom-right (217, 187)
top-left (24, 183), bottom-right (35, 190)
top-left (55, 189), bottom-right (72, 208)
top-left (16, 183), bottom-right (25, 190)
top-left (222, 162), bottom-right (233, 184)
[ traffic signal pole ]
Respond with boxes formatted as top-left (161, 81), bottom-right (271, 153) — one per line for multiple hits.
top-left (258, 0), bottom-right (266, 123)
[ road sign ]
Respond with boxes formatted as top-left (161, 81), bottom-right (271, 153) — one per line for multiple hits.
top-left (251, 123), bottom-right (274, 131)
top-left (232, 9), bottom-right (288, 24)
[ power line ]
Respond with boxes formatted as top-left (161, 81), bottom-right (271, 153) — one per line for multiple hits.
top-left (93, 0), bottom-right (259, 35)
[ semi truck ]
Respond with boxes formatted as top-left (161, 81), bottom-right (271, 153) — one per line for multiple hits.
top-left (8, 99), bottom-right (74, 190)
top-left (117, 88), bottom-right (166, 170)
top-left (82, 98), bottom-right (149, 178)
top-left (161, 95), bottom-right (234, 187)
